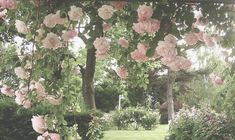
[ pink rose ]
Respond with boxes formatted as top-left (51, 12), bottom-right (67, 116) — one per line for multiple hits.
top-left (48, 133), bottom-right (61, 140)
top-left (31, 115), bottom-right (47, 134)
top-left (42, 33), bottom-right (62, 49)
top-left (62, 30), bottom-right (77, 41)
top-left (116, 67), bottom-right (128, 79)
top-left (0, 0), bottom-right (17, 9)
top-left (1, 85), bottom-right (14, 97)
top-left (184, 33), bottom-right (199, 45)
top-left (209, 73), bottom-right (224, 85)
top-left (132, 22), bottom-right (145, 33)
top-left (137, 4), bottom-right (153, 22)
top-left (98, 5), bottom-right (114, 20)
top-left (156, 41), bottom-right (177, 58)
top-left (203, 34), bottom-right (215, 47)
top-left (23, 99), bottom-right (32, 109)
top-left (144, 19), bottom-right (160, 33)
top-left (14, 67), bottom-right (30, 80)
top-left (68, 5), bottom-right (83, 21)
top-left (110, 1), bottom-right (127, 10)
top-left (93, 37), bottom-right (110, 59)
top-left (164, 34), bottom-right (177, 45)
top-left (15, 87), bottom-right (28, 105)
top-left (118, 38), bottom-right (129, 48)
top-left (165, 56), bottom-right (191, 71)
top-left (15, 20), bottom-right (28, 34)
top-left (46, 95), bottom-right (62, 105)
top-left (131, 43), bottom-right (149, 63)
top-left (196, 32), bottom-right (204, 42)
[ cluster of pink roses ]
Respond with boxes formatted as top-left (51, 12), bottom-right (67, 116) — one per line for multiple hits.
top-left (0, 0), bottom-right (16, 10)
top-left (133, 5), bottom-right (160, 34)
top-left (209, 73), bottom-right (224, 85)
top-left (131, 43), bottom-right (149, 63)
top-left (156, 34), bottom-right (192, 71)
top-left (116, 67), bottom-right (128, 79)
top-left (184, 15), bottom-right (220, 47)
top-left (184, 32), bottom-right (218, 47)
top-left (31, 115), bottom-right (61, 140)
top-left (93, 37), bottom-right (110, 59)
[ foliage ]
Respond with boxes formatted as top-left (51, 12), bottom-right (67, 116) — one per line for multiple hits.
top-left (0, 97), bottom-right (103, 140)
top-left (168, 107), bottom-right (235, 140)
top-left (112, 107), bottom-right (159, 130)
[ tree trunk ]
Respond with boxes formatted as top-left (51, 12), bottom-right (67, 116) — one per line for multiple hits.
top-left (167, 69), bottom-right (176, 122)
top-left (82, 47), bottom-right (97, 110)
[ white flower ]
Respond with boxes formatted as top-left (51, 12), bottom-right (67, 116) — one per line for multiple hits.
top-left (15, 20), bottom-right (28, 34)
top-left (68, 5), bottom-right (83, 21)
top-left (98, 5), bottom-right (114, 20)
top-left (42, 33), bottom-right (62, 49)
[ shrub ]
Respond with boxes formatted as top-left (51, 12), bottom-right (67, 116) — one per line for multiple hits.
top-left (168, 107), bottom-right (235, 140)
top-left (0, 98), bottom-right (103, 140)
top-left (112, 107), bottom-right (159, 130)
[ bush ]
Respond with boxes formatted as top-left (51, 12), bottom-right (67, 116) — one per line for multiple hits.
top-left (0, 98), bottom-right (103, 140)
top-left (112, 107), bottom-right (159, 130)
top-left (168, 107), bottom-right (235, 140)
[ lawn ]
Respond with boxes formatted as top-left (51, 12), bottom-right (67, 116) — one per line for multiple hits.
top-left (102, 125), bottom-right (169, 140)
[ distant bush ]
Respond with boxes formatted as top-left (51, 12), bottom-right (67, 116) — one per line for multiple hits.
top-left (168, 107), bottom-right (235, 140)
top-left (112, 107), bottom-right (159, 130)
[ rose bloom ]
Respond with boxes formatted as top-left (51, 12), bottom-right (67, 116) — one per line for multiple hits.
top-left (48, 133), bottom-right (61, 140)
top-left (62, 30), bottom-right (77, 41)
top-left (46, 95), bottom-right (62, 105)
top-left (116, 67), bottom-right (128, 79)
top-left (31, 115), bottom-right (47, 134)
top-left (96, 51), bottom-right (109, 60)
top-left (0, 0), bottom-right (17, 9)
top-left (118, 38), bottom-right (129, 48)
top-left (23, 99), bottom-right (32, 109)
top-left (42, 33), bottom-right (62, 49)
top-left (132, 22), bottom-right (145, 34)
top-left (137, 4), bottom-right (153, 22)
top-left (131, 43), bottom-right (149, 63)
top-left (144, 19), bottom-right (160, 33)
top-left (98, 5), bottom-right (114, 20)
top-left (209, 73), bottom-right (224, 85)
top-left (0, 85), bottom-right (14, 97)
top-left (156, 41), bottom-right (177, 58)
top-left (15, 88), bottom-right (28, 105)
top-left (43, 13), bottom-right (57, 28)
top-left (15, 20), bottom-right (28, 34)
top-left (164, 34), bottom-right (177, 45)
top-left (184, 33), bottom-right (199, 45)
top-left (53, 10), bottom-right (68, 25)
top-left (166, 56), bottom-right (192, 71)
top-left (110, 1), bottom-right (127, 10)
top-left (203, 34), bottom-right (215, 47)
top-left (103, 23), bottom-right (112, 31)
top-left (133, 19), bottom-right (160, 34)
top-left (93, 37), bottom-right (110, 52)
top-left (14, 67), bottom-right (29, 79)
top-left (43, 11), bottom-right (67, 28)
top-left (196, 32), bottom-right (204, 42)
top-left (68, 5), bottom-right (83, 21)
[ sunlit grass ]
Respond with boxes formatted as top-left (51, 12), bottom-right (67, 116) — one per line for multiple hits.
top-left (102, 125), bottom-right (169, 140)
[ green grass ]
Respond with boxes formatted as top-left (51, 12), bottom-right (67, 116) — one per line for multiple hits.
top-left (102, 125), bottom-right (169, 140)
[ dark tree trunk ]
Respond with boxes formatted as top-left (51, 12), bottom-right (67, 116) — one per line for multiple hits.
top-left (167, 69), bottom-right (176, 122)
top-left (80, 2), bottom-right (103, 110)
top-left (82, 47), bottom-right (97, 110)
